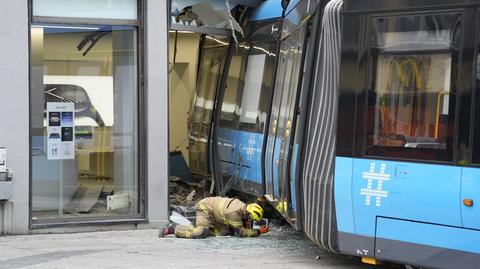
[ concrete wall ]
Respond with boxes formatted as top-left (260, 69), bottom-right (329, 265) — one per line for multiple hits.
top-left (141, 0), bottom-right (170, 228)
top-left (0, 0), bottom-right (30, 234)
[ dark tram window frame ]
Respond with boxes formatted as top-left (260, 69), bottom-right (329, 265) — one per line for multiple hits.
top-left (470, 9), bottom-right (480, 165)
top-left (361, 11), bottom-right (464, 163)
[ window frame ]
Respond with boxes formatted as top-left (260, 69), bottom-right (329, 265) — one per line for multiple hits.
top-left (28, 0), bottom-right (146, 228)
top-left (361, 11), bottom-right (465, 164)
top-left (469, 8), bottom-right (480, 166)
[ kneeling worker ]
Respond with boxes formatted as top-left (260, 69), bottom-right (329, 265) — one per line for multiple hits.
top-left (160, 196), bottom-right (269, 238)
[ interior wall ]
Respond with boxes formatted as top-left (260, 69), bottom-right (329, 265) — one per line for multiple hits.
top-left (168, 32), bottom-right (200, 164)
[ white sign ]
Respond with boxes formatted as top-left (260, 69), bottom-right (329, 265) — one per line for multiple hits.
top-left (360, 163), bottom-right (390, 207)
top-left (47, 102), bottom-right (75, 160)
top-left (0, 148), bottom-right (6, 173)
top-left (246, 133), bottom-right (256, 161)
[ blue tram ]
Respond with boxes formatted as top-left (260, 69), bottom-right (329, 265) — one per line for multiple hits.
top-left (187, 0), bottom-right (480, 268)
top-left (335, 1), bottom-right (480, 268)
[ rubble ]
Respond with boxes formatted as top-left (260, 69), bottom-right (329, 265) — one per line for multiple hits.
top-left (169, 175), bottom-right (210, 222)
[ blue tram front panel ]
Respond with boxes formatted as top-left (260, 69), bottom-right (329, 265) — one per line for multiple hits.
top-left (335, 157), bottom-right (480, 268)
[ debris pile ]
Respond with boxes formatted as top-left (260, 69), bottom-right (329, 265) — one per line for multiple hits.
top-left (169, 175), bottom-right (210, 223)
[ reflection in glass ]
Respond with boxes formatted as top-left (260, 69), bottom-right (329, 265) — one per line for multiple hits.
top-left (31, 25), bottom-right (139, 221)
top-left (371, 54), bottom-right (452, 149)
top-left (216, 41), bottom-right (278, 196)
top-left (367, 14), bottom-right (461, 161)
top-left (473, 24), bottom-right (480, 164)
top-left (188, 35), bottom-right (228, 174)
top-left (265, 25), bottom-right (306, 220)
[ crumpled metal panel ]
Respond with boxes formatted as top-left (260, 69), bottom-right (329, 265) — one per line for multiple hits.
top-left (171, 0), bottom-right (262, 32)
top-left (173, 0), bottom-right (262, 11)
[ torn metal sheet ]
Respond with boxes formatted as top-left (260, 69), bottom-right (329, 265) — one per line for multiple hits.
top-left (171, 0), bottom-right (262, 37)
top-left (172, 0), bottom-right (262, 12)
top-left (191, 2), bottom-right (243, 33)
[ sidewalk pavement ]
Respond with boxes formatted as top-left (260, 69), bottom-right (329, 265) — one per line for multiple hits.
top-left (0, 226), bottom-right (398, 269)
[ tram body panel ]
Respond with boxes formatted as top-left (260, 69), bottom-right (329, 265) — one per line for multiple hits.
top-left (375, 218), bottom-right (480, 269)
top-left (351, 158), bottom-right (462, 235)
top-left (334, 157), bottom-right (355, 234)
top-left (460, 168), bottom-right (480, 230)
top-left (213, 19), bottom-right (280, 195)
top-left (217, 128), bottom-right (263, 190)
top-left (336, 0), bottom-right (480, 267)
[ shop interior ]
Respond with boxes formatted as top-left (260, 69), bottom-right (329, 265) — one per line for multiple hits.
top-left (30, 24), bottom-right (139, 221)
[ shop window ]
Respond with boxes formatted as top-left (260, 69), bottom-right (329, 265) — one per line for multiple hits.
top-left (30, 24), bottom-right (139, 221)
top-left (366, 14), bottom-right (461, 161)
top-left (33, 0), bottom-right (138, 20)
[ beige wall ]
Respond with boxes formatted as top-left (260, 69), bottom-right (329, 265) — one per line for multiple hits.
top-left (169, 32), bottom-right (200, 163)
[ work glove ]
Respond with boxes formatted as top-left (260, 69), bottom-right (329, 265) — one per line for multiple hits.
top-left (259, 225), bottom-right (269, 234)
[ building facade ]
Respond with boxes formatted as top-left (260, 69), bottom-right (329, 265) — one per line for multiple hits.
top-left (0, 0), bottom-right (169, 234)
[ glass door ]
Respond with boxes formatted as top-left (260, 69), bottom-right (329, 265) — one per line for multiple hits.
top-left (265, 24), bottom-right (308, 220)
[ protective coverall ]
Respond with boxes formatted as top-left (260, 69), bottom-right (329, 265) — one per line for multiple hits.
top-left (174, 197), bottom-right (259, 238)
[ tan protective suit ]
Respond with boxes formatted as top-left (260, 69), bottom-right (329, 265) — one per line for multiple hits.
top-left (174, 197), bottom-right (259, 238)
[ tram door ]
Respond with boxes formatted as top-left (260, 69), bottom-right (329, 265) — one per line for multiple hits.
top-left (265, 23), bottom-right (308, 223)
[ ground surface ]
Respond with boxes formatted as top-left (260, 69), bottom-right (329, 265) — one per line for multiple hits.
top-left (0, 227), bottom-right (402, 269)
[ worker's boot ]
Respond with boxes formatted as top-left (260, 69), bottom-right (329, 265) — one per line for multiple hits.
top-left (158, 224), bottom-right (175, 238)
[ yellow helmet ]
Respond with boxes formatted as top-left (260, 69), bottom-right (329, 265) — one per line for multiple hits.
top-left (246, 203), bottom-right (264, 221)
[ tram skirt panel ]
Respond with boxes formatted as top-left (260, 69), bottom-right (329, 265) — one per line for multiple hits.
top-left (301, 0), bottom-right (342, 253)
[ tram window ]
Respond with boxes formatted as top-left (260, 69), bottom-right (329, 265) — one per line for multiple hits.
top-left (220, 45), bottom-right (249, 128)
top-left (366, 14), bottom-right (461, 161)
top-left (238, 42), bottom-right (277, 133)
top-left (219, 42), bottom-right (277, 133)
top-left (472, 14), bottom-right (480, 164)
top-left (239, 54), bottom-right (267, 125)
top-left (189, 36), bottom-right (229, 173)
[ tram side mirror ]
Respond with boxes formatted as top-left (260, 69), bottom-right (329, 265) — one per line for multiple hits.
top-left (281, 0), bottom-right (290, 10)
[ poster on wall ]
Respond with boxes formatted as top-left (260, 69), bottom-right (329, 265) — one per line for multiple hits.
top-left (47, 102), bottom-right (75, 160)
